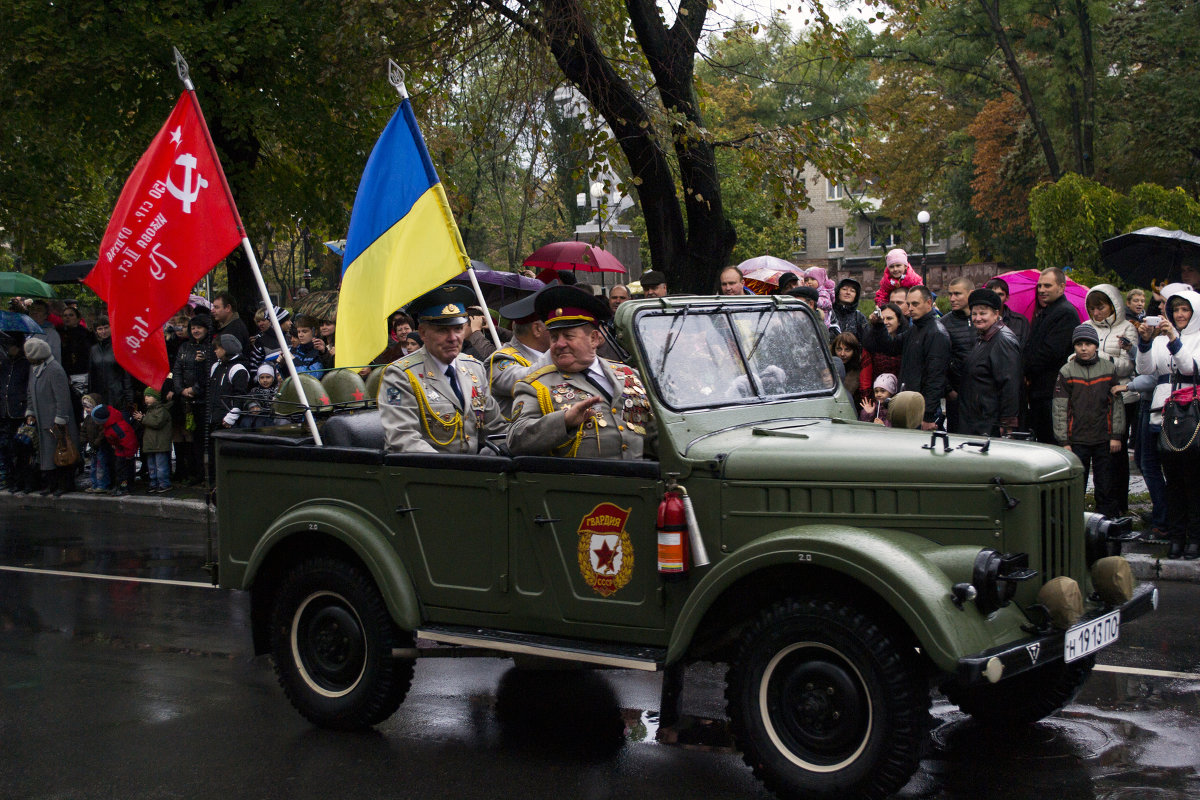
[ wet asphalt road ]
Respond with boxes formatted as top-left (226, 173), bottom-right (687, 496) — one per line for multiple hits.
top-left (1, 507), bottom-right (1198, 800)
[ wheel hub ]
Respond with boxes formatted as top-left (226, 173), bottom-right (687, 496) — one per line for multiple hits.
top-left (293, 593), bottom-right (367, 695)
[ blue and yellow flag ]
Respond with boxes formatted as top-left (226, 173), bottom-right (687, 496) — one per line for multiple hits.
top-left (336, 99), bottom-right (469, 368)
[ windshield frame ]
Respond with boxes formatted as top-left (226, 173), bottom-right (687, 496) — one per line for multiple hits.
top-left (631, 298), bottom-right (840, 414)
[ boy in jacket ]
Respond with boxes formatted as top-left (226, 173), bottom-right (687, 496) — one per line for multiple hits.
top-left (133, 387), bottom-right (173, 493)
top-left (1053, 324), bottom-right (1125, 518)
top-left (92, 404), bottom-right (138, 496)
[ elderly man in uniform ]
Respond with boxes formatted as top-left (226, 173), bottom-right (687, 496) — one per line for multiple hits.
top-left (379, 285), bottom-right (502, 454)
top-left (507, 286), bottom-right (654, 460)
top-left (486, 290), bottom-right (551, 419)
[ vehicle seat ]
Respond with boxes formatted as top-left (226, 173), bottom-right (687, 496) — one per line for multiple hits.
top-left (322, 410), bottom-right (386, 450)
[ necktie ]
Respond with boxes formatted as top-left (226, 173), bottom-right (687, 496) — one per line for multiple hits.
top-left (445, 365), bottom-right (465, 409)
top-left (590, 368), bottom-right (613, 404)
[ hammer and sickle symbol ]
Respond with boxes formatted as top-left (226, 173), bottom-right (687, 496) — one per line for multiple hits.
top-left (166, 153), bottom-right (209, 214)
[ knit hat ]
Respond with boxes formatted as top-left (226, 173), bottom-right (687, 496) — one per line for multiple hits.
top-left (885, 248), bottom-right (909, 268)
top-left (256, 363), bottom-right (277, 379)
top-left (23, 337), bottom-right (51, 362)
top-left (91, 404), bottom-right (111, 423)
top-left (144, 386), bottom-right (162, 401)
top-left (218, 334), bottom-right (243, 355)
top-left (189, 314), bottom-right (213, 332)
top-left (968, 288), bottom-right (1002, 311)
top-left (777, 272), bottom-right (800, 291)
top-left (1072, 324), bottom-right (1099, 345)
top-left (873, 373), bottom-right (899, 396)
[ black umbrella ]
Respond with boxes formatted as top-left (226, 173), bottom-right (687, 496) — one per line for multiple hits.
top-left (1100, 227), bottom-right (1200, 287)
top-left (43, 260), bottom-right (96, 284)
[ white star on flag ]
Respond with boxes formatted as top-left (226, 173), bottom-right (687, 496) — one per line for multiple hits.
top-left (169, 126), bottom-right (182, 147)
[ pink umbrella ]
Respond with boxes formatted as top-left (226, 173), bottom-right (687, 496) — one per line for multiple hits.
top-left (737, 255), bottom-right (797, 273)
top-left (994, 269), bottom-right (1088, 324)
top-left (522, 241), bottom-right (626, 274)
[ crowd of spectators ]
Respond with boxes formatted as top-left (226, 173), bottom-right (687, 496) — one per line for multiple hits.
top-left (1, 254), bottom-right (1197, 558)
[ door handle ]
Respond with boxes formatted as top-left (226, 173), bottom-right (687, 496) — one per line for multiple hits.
top-left (533, 515), bottom-right (560, 525)
top-left (394, 506), bottom-right (420, 516)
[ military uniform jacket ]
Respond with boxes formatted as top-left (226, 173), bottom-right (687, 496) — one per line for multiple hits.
top-left (506, 358), bottom-right (655, 460)
top-left (379, 349), bottom-right (502, 454)
top-left (486, 342), bottom-right (548, 420)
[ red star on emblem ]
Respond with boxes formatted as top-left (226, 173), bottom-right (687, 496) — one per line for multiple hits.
top-left (352, 389), bottom-right (364, 401)
top-left (593, 539), bottom-right (618, 574)
top-left (319, 395), bottom-right (331, 405)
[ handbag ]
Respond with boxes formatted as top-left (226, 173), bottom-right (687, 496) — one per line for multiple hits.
top-left (53, 425), bottom-right (80, 467)
top-left (1159, 363), bottom-right (1200, 454)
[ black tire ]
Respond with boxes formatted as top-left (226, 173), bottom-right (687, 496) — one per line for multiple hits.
top-left (726, 597), bottom-right (930, 800)
top-left (269, 556), bottom-right (414, 730)
top-left (942, 656), bottom-right (1094, 727)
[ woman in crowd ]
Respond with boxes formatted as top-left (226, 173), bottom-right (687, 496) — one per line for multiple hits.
top-left (832, 332), bottom-right (872, 404)
top-left (864, 302), bottom-right (905, 381)
top-left (1085, 285), bottom-right (1139, 514)
top-left (23, 337), bottom-right (79, 496)
top-left (1135, 289), bottom-right (1200, 559)
top-left (172, 315), bottom-right (214, 485)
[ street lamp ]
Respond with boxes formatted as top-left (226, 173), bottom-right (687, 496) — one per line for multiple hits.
top-left (916, 210), bottom-right (931, 285)
top-left (590, 181), bottom-right (606, 249)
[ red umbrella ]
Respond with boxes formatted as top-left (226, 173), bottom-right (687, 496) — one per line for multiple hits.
top-left (994, 269), bottom-right (1089, 324)
top-left (522, 241), bottom-right (626, 274)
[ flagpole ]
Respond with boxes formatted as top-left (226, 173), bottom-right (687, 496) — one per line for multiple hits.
top-left (175, 48), bottom-right (323, 445)
top-left (386, 60), bottom-right (501, 351)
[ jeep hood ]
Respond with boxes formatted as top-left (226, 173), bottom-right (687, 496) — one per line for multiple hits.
top-left (683, 418), bottom-right (1079, 485)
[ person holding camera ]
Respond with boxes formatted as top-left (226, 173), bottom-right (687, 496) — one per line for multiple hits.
top-left (1136, 289), bottom-right (1200, 559)
top-left (172, 314), bottom-right (214, 485)
top-left (1084, 285), bottom-right (1138, 513)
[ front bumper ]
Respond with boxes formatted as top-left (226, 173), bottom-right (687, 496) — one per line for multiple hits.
top-left (955, 581), bottom-right (1158, 686)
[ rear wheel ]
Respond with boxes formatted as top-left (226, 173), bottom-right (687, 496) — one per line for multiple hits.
top-left (270, 556), bottom-right (414, 730)
top-left (726, 597), bottom-right (929, 800)
top-left (942, 656), bottom-right (1094, 727)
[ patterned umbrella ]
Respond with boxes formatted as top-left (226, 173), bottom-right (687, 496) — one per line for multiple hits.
top-left (522, 241), bottom-right (626, 274)
top-left (0, 272), bottom-right (56, 298)
top-left (293, 289), bottom-right (339, 322)
top-left (737, 256), bottom-right (800, 295)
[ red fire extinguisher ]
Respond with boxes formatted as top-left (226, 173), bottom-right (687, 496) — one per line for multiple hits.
top-left (658, 488), bottom-right (689, 579)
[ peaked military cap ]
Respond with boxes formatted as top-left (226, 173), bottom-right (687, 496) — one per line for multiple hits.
top-left (499, 287), bottom-right (548, 324)
top-left (407, 284), bottom-right (476, 326)
top-left (535, 285), bottom-right (612, 330)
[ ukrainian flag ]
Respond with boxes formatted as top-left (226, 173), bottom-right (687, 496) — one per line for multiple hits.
top-left (336, 98), bottom-right (469, 369)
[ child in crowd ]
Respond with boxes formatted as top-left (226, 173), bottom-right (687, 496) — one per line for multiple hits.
top-left (133, 387), bottom-right (173, 493)
top-left (1053, 324), bottom-right (1125, 518)
top-left (80, 393), bottom-right (109, 493)
top-left (859, 373), bottom-right (898, 426)
top-left (92, 404), bottom-right (138, 496)
top-left (241, 363), bottom-right (278, 428)
top-left (290, 316), bottom-right (325, 376)
top-left (873, 249), bottom-right (924, 308)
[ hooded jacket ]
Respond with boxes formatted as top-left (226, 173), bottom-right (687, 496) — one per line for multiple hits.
top-left (829, 279), bottom-right (869, 344)
top-left (1135, 289), bottom-right (1200, 426)
top-left (97, 407), bottom-right (138, 458)
top-left (1084, 284), bottom-right (1137, 404)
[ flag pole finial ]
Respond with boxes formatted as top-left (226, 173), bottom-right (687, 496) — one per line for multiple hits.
top-left (387, 59), bottom-right (408, 99)
top-left (173, 47), bottom-right (194, 91)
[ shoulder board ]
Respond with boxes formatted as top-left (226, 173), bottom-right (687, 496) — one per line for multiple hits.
top-left (490, 345), bottom-right (520, 360)
top-left (393, 351), bottom-right (425, 371)
top-left (457, 353), bottom-right (481, 364)
top-left (518, 364), bottom-right (559, 385)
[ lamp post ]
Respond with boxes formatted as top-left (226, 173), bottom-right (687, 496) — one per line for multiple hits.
top-left (916, 210), bottom-right (931, 285)
top-left (590, 181), bottom-right (606, 250)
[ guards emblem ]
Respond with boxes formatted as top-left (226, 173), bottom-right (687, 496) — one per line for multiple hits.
top-left (576, 502), bottom-right (634, 597)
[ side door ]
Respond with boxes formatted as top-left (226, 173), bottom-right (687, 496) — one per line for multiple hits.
top-left (508, 456), bottom-right (665, 634)
top-left (386, 453), bottom-right (511, 617)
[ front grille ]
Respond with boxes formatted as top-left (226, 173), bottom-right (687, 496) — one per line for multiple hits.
top-left (1039, 482), bottom-right (1073, 580)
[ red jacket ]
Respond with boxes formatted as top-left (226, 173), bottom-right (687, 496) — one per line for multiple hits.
top-left (99, 409), bottom-right (138, 457)
top-left (874, 264), bottom-right (924, 307)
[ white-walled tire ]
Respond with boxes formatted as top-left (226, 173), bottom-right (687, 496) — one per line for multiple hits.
top-left (270, 557), bottom-right (413, 730)
top-left (726, 597), bottom-right (929, 800)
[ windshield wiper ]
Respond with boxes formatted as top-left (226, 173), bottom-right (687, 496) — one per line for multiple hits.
top-left (656, 306), bottom-right (691, 375)
top-left (744, 303), bottom-right (777, 363)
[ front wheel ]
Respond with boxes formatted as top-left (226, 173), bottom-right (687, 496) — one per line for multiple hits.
top-left (270, 556), bottom-right (414, 730)
top-left (726, 597), bottom-right (930, 800)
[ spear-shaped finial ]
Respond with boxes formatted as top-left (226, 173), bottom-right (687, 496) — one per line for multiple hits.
top-left (387, 59), bottom-right (408, 99)
top-left (173, 46), bottom-right (194, 91)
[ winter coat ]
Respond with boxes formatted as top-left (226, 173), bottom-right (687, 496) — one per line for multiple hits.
top-left (99, 409), bottom-right (138, 458)
top-left (874, 264), bottom-right (923, 308)
top-left (1000, 306), bottom-right (1030, 349)
top-left (207, 355), bottom-right (251, 427)
top-left (59, 324), bottom-right (95, 376)
top-left (1085, 284), bottom-right (1138, 406)
top-left (34, 322), bottom-right (62, 364)
top-left (1052, 355), bottom-right (1125, 446)
top-left (214, 315), bottom-right (251, 355)
top-left (1024, 293), bottom-right (1081, 400)
top-left (290, 342), bottom-right (325, 376)
top-left (1134, 289), bottom-right (1200, 426)
top-left (830, 279), bottom-right (869, 344)
top-left (25, 356), bottom-right (79, 470)
top-left (958, 322), bottom-right (1022, 436)
top-left (88, 337), bottom-right (133, 410)
top-left (173, 336), bottom-right (216, 399)
top-left (941, 308), bottom-right (976, 392)
top-left (140, 401), bottom-right (174, 453)
top-left (863, 310), bottom-right (950, 424)
top-left (0, 347), bottom-right (30, 419)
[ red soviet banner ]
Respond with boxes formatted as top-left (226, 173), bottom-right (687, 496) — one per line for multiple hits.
top-left (86, 92), bottom-right (243, 389)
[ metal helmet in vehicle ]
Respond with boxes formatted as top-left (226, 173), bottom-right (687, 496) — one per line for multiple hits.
top-left (322, 369), bottom-right (369, 407)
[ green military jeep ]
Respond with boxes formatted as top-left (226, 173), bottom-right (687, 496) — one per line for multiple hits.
top-left (215, 294), bottom-right (1156, 800)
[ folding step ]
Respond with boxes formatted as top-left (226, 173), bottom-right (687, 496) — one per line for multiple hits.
top-left (414, 624), bottom-right (665, 671)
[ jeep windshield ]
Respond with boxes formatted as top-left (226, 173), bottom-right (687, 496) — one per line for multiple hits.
top-left (634, 301), bottom-right (837, 411)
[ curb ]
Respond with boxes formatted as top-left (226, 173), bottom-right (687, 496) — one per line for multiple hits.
top-left (1125, 553), bottom-right (1200, 583)
top-left (3, 491), bottom-right (206, 522)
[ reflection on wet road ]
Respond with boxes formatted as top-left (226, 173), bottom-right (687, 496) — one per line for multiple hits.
top-left (2, 507), bottom-right (1199, 799)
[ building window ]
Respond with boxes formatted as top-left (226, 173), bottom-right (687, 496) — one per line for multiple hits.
top-left (826, 180), bottom-right (843, 201)
top-left (870, 224), bottom-right (899, 249)
top-left (795, 228), bottom-right (807, 253)
top-left (828, 226), bottom-right (844, 251)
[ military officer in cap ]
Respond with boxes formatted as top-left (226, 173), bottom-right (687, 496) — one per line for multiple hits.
top-left (487, 290), bottom-right (551, 420)
top-left (507, 286), bottom-right (655, 460)
top-left (379, 285), bottom-right (503, 454)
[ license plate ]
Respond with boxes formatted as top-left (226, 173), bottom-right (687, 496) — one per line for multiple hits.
top-left (1064, 609), bottom-right (1120, 663)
